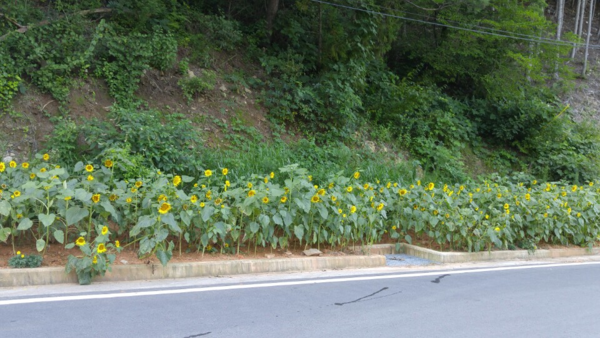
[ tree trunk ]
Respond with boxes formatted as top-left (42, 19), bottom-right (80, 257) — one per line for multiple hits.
top-left (583, 0), bottom-right (596, 76)
top-left (266, 0), bottom-right (279, 36)
top-left (572, 0), bottom-right (582, 58)
top-left (555, 0), bottom-right (565, 79)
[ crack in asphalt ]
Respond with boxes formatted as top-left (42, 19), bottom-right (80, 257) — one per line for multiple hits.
top-left (184, 332), bottom-right (211, 337)
top-left (431, 274), bottom-right (450, 284)
top-left (335, 287), bottom-right (389, 306)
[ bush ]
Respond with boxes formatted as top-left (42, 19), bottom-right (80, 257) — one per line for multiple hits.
top-left (8, 253), bottom-right (43, 268)
top-left (178, 69), bottom-right (217, 102)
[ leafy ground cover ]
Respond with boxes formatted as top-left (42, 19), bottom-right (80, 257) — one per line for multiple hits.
top-left (2, 155), bottom-right (600, 283)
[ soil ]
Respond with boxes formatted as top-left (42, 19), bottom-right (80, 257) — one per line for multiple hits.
top-left (0, 240), bottom-right (357, 269)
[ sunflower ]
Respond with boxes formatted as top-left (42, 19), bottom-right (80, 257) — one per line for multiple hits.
top-left (262, 197), bottom-right (269, 204)
top-left (225, 180), bottom-right (230, 187)
top-left (101, 226), bottom-right (109, 235)
top-left (205, 169), bottom-right (212, 177)
top-left (42, 153), bottom-right (49, 161)
top-left (311, 195), bottom-right (320, 203)
top-left (264, 177), bottom-right (269, 184)
top-left (353, 171), bottom-right (360, 179)
top-left (13, 190), bottom-right (21, 197)
top-left (75, 237), bottom-right (86, 246)
top-left (93, 256), bottom-right (98, 264)
top-left (104, 159), bottom-right (113, 168)
top-left (92, 194), bottom-right (101, 203)
top-left (21, 162), bottom-right (29, 169)
top-left (109, 194), bottom-right (118, 201)
top-left (427, 182), bottom-right (435, 191)
top-left (135, 181), bottom-right (143, 188)
top-left (280, 196), bottom-right (287, 203)
top-left (115, 240), bottom-right (120, 248)
top-left (190, 195), bottom-right (198, 203)
top-left (126, 198), bottom-right (132, 203)
top-left (248, 190), bottom-right (256, 197)
top-left (87, 175), bottom-right (94, 181)
top-left (215, 198), bottom-right (223, 205)
top-left (173, 175), bottom-right (182, 187)
top-left (346, 186), bottom-right (353, 193)
top-left (331, 195), bottom-right (337, 202)
top-left (222, 168), bottom-right (228, 175)
top-left (8, 161), bottom-right (15, 168)
top-left (317, 189), bottom-right (325, 196)
top-left (85, 164), bottom-right (94, 172)
top-left (377, 203), bottom-right (384, 211)
top-left (270, 172), bottom-right (275, 179)
top-left (158, 202), bottom-right (172, 214)
top-left (398, 189), bottom-right (407, 196)
top-left (157, 194), bottom-right (167, 202)
top-left (0, 162), bottom-right (5, 172)
top-left (247, 182), bottom-right (253, 189)
top-left (503, 203), bottom-right (509, 210)
top-left (97, 243), bottom-right (107, 253)
top-left (29, 173), bottom-right (35, 179)
top-left (350, 205), bottom-right (357, 213)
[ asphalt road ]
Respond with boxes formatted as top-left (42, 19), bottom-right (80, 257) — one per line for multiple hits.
top-left (1, 262), bottom-right (600, 338)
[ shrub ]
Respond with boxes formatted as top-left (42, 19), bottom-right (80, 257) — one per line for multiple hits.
top-left (8, 253), bottom-right (43, 268)
top-left (178, 69), bottom-right (217, 102)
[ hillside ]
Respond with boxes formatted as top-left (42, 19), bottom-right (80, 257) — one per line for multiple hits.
top-left (1, 0), bottom-right (600, 184)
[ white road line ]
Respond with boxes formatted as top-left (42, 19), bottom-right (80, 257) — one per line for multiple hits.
top-left (2, 261), bottom-right (599, 306)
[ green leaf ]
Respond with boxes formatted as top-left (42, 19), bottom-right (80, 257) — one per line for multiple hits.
top-left (201, 206), bottom-right (214, 222)
top-left (180, 210), bottom-right (192, 226)
top-left (74, 189), bottom-right (92, 202)
top-left (294, 225), bottom-right (304, 241)
top-left (258, 214), bottom-right (270, 229)
top-left (66, 207), bottom-right (89, 226)
top-left (405, 235), bottom-right (412, 244)
top-left (65, 243), bottom-right (75, 249)
top-left (0, 201), bottom-right (11, 216)
top-left (17, 218), bottom-right (33, 231)
top-left (137, 215), bottom-right (157, 228)
top-left (0, 227), bottom-right (10, 242)
top-left (53, 230), bottom-right (65, 244)
top-left (100, 201), bottom-right (119, 221)
top-left (249, 222), bottom-right (259, 233)
top-left (36, 239), bottom-right (46, 252)
top-left (38, 213), bottom-right (56, 227)
top-left (161, 213), bottom-right (181, 233)
top-left (273, 214), bottom-right (283, 226)
top-left (74, 162), bottom-right (84, 172)
top-left (156, 249), bottom-right (171, 267)
top-left (317, 204), bottom-right (329, 220)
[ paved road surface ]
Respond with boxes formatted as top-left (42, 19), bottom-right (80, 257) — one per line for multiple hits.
top-left (1, 262), bottom-right (599, 338)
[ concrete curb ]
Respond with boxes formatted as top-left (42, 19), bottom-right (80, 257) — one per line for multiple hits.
top-left (0, 255), bottom-right (386, 287)
top-left (398, 243), bottom-right (600, 263)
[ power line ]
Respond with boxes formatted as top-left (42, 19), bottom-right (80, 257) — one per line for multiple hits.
top-left (311, 0), bottom-right (600, 49)
top-left (369, 3), bottom-right (570, 44)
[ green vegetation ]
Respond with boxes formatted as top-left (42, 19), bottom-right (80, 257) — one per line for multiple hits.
top-left (1, 0), bottom-right (600, 282)
top-left (1, 156), bottom-right (600, 283)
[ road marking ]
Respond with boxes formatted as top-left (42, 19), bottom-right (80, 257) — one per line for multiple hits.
top-left (2, 261), bottom-right (600, 305)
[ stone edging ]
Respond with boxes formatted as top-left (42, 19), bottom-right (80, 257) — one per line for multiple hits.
top-left (399, 243), bottom-right (600, 263)
top-left (0, 255), bottom-right (386, 287)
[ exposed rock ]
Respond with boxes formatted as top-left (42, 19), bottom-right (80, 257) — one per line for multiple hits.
top-left (188, 70), bottom-right (195, 78)
top-left (264, 254), bottom-right (275, 259)
top-left (219, 84), bottom-right (228, 92)
top-left (120, 260), bottom-right (128, 264)
top-left (2, 156), bottom-right (13, 163)
top-left (302, 248), bottom-right (322, 257)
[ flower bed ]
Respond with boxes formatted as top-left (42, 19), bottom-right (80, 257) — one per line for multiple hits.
top-left (1, 155), bottom-right (599, 283)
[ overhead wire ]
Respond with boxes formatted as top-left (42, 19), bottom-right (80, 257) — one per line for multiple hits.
top-left (311, 0), bottom-right (600, 49)
top-left (369, 2), bottom-right (571, 44)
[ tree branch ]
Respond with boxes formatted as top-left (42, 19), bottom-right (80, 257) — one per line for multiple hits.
top-left (0, 8), bottom-right (112, 42)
